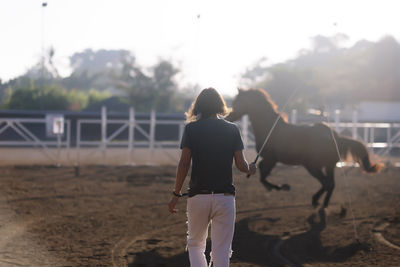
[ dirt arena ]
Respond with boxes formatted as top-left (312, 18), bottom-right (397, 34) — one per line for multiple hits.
top-left (0, 163), bottom-right (399, 267)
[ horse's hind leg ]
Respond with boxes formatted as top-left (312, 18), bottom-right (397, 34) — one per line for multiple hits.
top-left (259, 158), bottom-right (277, 191)
top-left (305, 166), bottom-right (326, 207)
top-left (322, 166), bottom-right (335, 208)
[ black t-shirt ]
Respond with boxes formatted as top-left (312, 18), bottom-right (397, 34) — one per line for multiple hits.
top-left (180, 118), bottom-right (244, 196)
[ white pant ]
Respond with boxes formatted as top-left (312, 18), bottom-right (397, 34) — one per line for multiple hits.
top-left (186, 194), bottom-right (235, 267)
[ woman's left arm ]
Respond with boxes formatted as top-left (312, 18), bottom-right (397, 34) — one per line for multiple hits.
top-left (168, 147), bottom-right (192, 213)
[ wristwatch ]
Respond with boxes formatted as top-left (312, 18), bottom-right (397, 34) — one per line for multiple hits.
top-left (172, 191), bottom-right (183, 197)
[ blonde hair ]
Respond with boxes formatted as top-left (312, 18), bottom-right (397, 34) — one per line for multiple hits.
top-left (185, 88), bottom-right (230, 122)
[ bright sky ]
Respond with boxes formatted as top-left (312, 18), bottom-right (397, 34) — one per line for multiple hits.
top-left (0, 0), bottom-right (399, 95)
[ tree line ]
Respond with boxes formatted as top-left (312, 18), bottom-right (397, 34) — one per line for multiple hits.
top-left (1, 34), bottom-right (399, 113)
top-left (241, 35), bottom-right (400, 113)
top-left (0, 49), bottom-right (193, 112)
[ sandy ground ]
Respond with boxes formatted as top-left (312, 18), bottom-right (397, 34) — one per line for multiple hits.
top-left (0, 164), bottom-right (399, 267)
top-left (0, 148), bottom-right (183, 166)
top-left (0, 148), bottom-right (259, 166)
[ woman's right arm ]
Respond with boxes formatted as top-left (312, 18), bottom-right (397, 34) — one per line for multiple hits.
top-left (234, 150), bottom-right (256, 175)
top-left (168, 147), bottom-right (192, 214)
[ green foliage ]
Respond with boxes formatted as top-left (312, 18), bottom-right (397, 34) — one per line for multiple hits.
top-left (1, 48), bottom-right (185, 112)
top-left (116, 59), bottom-right (181, 112)
top-left (4, 80), bottom-right (111, 111)
top-left (62, 49), bottom-right (134, 91)
top-left (6, 82), bottom-right (69, 110)
top-left (65, 89), bottom-right (88, 111)
top-left (87, 89), bottom-right (111, 106)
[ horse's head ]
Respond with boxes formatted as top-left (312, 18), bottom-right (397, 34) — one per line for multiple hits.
top-left (225, 88), bottom-right (285, 122)
top-left (225, 88), bottom-right (251, 122)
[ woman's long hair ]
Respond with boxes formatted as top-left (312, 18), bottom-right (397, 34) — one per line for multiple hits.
top-left (185, 88), bottom-right (230, 122)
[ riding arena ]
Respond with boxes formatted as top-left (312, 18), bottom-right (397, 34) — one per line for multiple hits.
top-left (0, 90), bottom-right (399, 266)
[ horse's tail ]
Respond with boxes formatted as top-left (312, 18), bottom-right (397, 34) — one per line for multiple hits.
top-left (336, 136), bottom-right (384, 173)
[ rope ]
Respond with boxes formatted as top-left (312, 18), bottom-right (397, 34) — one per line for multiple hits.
top-left (247, 87), bottom-right (300, 177)
top-left (325, 114), bottom-right (360, 242)
top-left (246, 86), bottom-right (360, 242)
top-left (252, 87), bottom-right (300, 163)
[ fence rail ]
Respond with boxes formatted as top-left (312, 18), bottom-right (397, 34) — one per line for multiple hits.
top-left (0, 118), bottom-right (71, 164)
top-left (76, 107), bottom-right (185, 165)
top-left (0, 108), bottom-right (399, 165)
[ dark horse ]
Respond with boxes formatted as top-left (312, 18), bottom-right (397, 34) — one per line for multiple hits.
top-left (226, 89), bottom-right (383, 208)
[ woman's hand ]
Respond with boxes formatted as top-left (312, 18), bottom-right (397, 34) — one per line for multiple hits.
top-left (168, 195), bottom-right (180, 213)
top-left (247, 163), bottom-right (257, 176)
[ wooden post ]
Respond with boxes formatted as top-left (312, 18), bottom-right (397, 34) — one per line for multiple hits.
top-left (56, 133), bottom-right (61, 166)
top-left (76, 121), bottom-right (81, 176)
top-left (66, 120), bottom-right (71, 165)
top-left (370, 127), bottom-right (375, 150)
top-left (387, 124), bottom-right (392, 151)
top-left (101, 106), bottom-right (107, 164)
top-left (364, 127), bottom-right (368, 143)
top-left (128, 107), bottom-right (135, 164)
top-left (149, 110), bottom-right (156, 156)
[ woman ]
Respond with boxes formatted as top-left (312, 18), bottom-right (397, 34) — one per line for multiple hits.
top-left (168, 88), bottom-right (256, 267)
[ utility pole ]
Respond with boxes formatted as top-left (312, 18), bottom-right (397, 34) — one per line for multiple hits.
top-left (40, 2), bottom-right (47, 110)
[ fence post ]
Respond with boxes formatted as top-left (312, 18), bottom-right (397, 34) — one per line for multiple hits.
top-left (149, 110), bottom-right (156, 156)
top-left (76, 120), bottom-right (81, 167)
top-left (352, 110), bottom-right (358, 139)
top-left (241, 115), bottom-right (249, 149)
top-left (66, 120), bottom-right (71, 165)
top-left (56, 134), bottom-right (61, 166)
top-left (364, 126), bottom-right (368, 143)
top-left (334, 109), bottom-right (340, 132)
top-left (101, 106), bottom-right (107, 164)
top-left (370, 127), bottom-right (375, 150)
top-left (291, 109), bottom-right (297, 124)
top-left (387, 124), bottom-right (392, 152)
top-left (128, 107), bottom-right (135, 164)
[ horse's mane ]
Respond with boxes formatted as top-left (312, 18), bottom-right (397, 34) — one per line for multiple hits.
top-left (246, 89), bottom-right (288, 122)
top-left (250, 89), bottom-right (279, 112)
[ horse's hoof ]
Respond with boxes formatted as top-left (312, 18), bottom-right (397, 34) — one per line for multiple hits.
top-left (281, 184), bottom-right (291, 191)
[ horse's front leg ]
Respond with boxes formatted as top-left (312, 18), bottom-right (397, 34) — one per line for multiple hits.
top-left (258, 158), bottom-right (284, 191)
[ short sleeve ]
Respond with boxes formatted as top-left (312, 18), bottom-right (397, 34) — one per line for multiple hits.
top-left (180, 124), bottom-right (192, 150)
top-left (232, 125), bottom-right (244, 151)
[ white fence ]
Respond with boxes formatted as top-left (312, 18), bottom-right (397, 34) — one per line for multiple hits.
top-left (0, 108), bottom-right (399, 165)
top-left (311, 109), bottom-right (399, 156)
top-left (0, 117), bottom-right (71, 164)
top-left (76, 107), bottom-right (185, 165)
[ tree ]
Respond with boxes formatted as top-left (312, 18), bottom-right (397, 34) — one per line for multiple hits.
top-left (152, 61), bottom-right (180, 111)
top-left (62, 49), bottom-right (133, 92)
top-left (6, 82), bottom-right (69, 110)
top-left (243, 34), bottom-right (400, 111)
top-left (1, 48), bottom-right (185, 111)
top-left (115, 59), bottom-right (181, 112)
top-left (24, 46), bottom-right (60, 82)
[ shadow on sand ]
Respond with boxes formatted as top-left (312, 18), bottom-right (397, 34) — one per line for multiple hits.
top-left (278, 208), bottom-right (370, 266)
top-left (128, 209), bottom-right (369, 267)
top-left (127, 250), bottom-right (189, 267)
